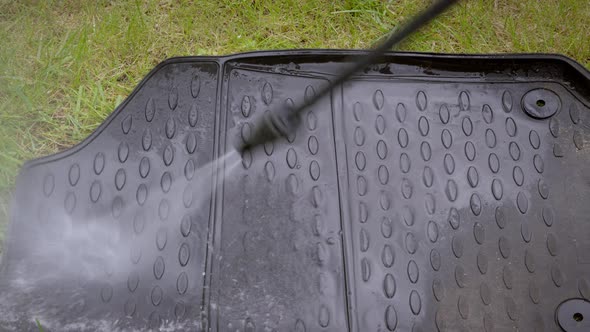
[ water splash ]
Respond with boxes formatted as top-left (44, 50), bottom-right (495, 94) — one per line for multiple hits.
top-left (36, 150), bottom-right (239, 280)
top-left (0, 150), bottom-right (242, 331)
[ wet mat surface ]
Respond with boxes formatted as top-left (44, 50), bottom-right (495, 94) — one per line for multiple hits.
top-left (1, 51), bottom-right (590, 331)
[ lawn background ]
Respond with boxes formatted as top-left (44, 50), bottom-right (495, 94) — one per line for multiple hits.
top-left (0, 0), bottom-right (589, 251)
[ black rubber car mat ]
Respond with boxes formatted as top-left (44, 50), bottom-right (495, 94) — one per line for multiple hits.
top-left (1, 51), bottom-right (590, 332)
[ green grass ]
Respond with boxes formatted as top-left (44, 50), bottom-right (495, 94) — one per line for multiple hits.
top-left (36, 318), bottom-right (44, 332)
top-left (0, 0), bottom-right (589, 249)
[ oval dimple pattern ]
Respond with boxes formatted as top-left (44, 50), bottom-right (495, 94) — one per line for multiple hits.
top-left (12, 63), bottom-right (588, 332)
top-left (339, 83), bottom-right (583, 332)
top-left (30, 64), bottom-right (222, 328)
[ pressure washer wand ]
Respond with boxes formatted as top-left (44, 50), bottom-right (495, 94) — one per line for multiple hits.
top-left (236, 0), bottom-right (459, 153)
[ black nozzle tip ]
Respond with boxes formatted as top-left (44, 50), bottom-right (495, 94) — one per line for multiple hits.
top-left (235, 108), bottom-right (300, 154)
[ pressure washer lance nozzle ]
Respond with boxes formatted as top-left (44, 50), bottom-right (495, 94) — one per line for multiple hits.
top-left (236, 105), bottom-right (301, 154)
top-left (235, 0), bottom-right (459, 154)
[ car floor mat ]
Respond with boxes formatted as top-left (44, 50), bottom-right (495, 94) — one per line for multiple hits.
top-left (1, 51), bottom-right (590, 331)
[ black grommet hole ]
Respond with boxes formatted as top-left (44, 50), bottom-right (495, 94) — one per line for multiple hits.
top-left (536, 99), bottom-right (546, 107)
top-left (573, 312), bottom-right (583, 322)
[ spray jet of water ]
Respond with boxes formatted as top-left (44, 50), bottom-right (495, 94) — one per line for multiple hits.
top-left (0, 150), bottom-right (242, 331)
top-left (29, 150), bottom-right (241, 282)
